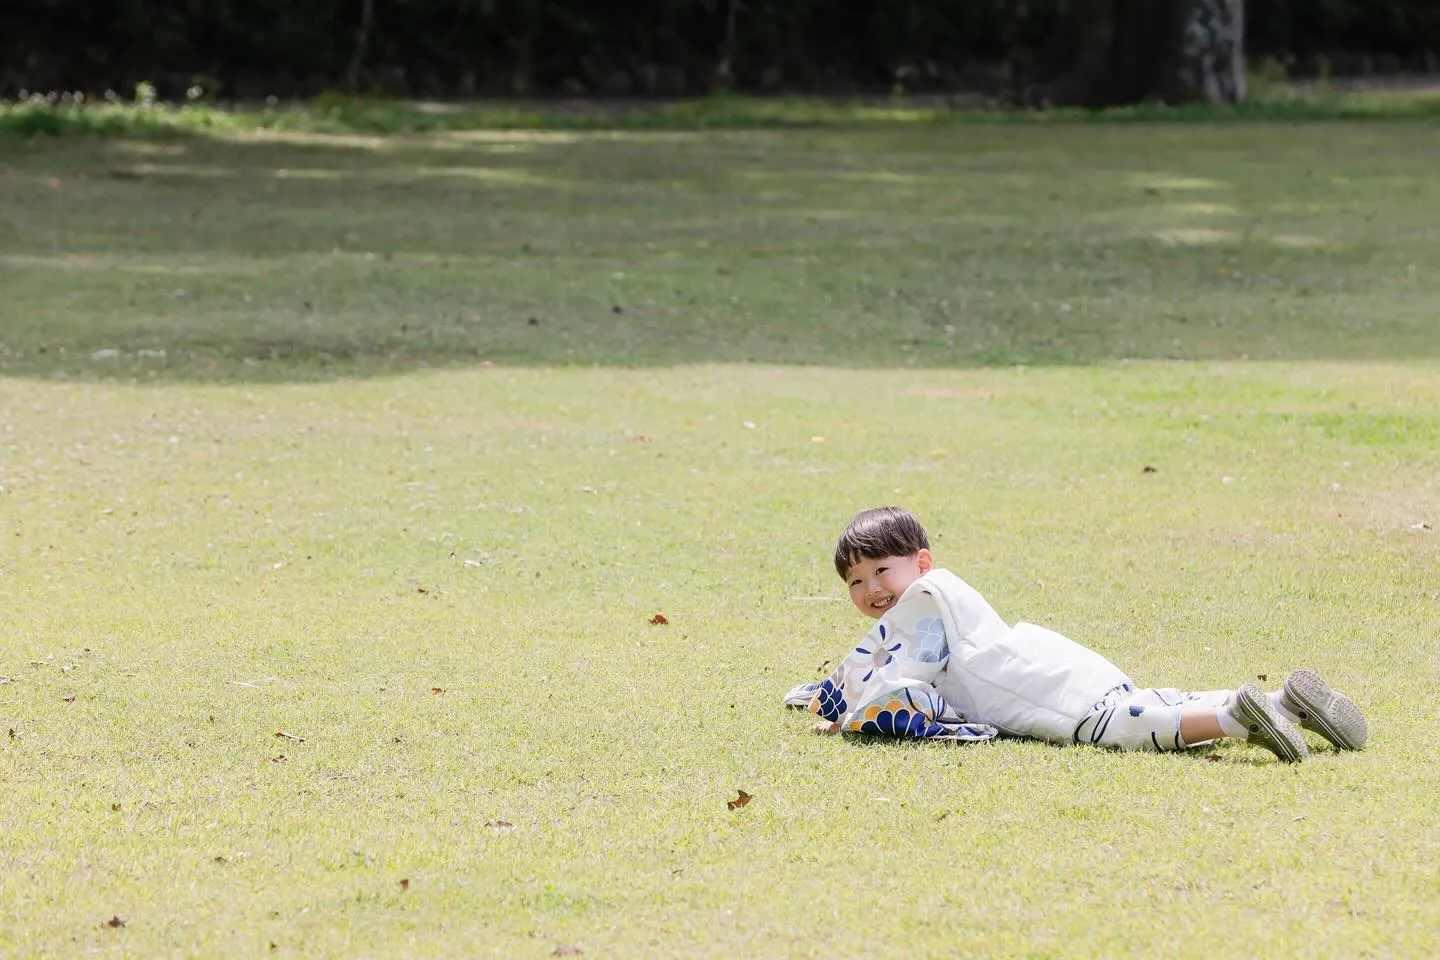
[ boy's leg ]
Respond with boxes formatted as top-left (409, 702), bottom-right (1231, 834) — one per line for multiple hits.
top-left (1073, 687), bottom-right (1231, 753)
top-left (1076, 685), bottom-right (1308, 761)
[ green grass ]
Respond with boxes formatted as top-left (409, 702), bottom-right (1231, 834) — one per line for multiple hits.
top-left (2, 120), bottom-right (1438, 958)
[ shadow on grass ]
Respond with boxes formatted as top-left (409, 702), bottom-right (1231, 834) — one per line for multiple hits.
top-left (833, 730), bottom-right (1308, 766)
top-left (2, 121), bottom-right (1438, 383)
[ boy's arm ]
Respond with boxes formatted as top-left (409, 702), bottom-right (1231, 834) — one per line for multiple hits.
top-left (783, 680), bottom-right (822, 706)
top-left (784, 683), bottom-right (841, 732)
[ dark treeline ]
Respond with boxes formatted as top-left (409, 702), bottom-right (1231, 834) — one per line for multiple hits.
top-left (4, 0), bottom-right (1437, 101)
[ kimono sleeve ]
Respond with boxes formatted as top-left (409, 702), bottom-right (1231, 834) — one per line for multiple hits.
top-left (795, 588), bottom-right (997, 742)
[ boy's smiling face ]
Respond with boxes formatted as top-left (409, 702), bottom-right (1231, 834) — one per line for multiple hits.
top-left (844, 550), bottom-right (932, 619)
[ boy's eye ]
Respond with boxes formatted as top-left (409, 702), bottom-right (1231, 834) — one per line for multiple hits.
top-left (875, 567), bottom-right (888, 574)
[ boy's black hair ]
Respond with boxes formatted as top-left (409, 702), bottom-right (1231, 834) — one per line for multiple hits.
top-left (833, 507), bottom-right (930, 579)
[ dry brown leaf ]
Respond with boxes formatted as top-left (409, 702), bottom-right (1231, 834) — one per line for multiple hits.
top-left (391, 736), bottom-right (403, 744)
top-left (1142, 465), bottom-right (1158, 474)
top-left (398, 878), bottom-right (410, 891)
top-left (111, 803), bottom-right (121, 812)
top-left (485, 820), bottom-right (515, 832)
top-left (431, 687), bottom-right (445, 695)
top-left (269, 754), bottom-right (288, 763)
top-left (273, 731), bottom-right (306, 742)
top-left (213, 856), bottom-right (228, 864)
top-left (1256, 674), bottom-right (1268, 683)
top-left (726, 789), bottom-right (752, 810)
top-left (649, 613), bottom-right (669, 626)
top-left (1205, 753), bottom-right (1223, 762)
top-left (103, 915), bottom-right (126, 928)
top-left (63, 694), bottom-right (76, 703)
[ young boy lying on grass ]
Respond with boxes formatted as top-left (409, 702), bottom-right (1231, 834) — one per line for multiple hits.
top-left (784, 507), bottom-right (1367, 761)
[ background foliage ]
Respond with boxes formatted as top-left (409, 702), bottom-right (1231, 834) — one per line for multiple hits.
top-left (3, 0), bottom-right (1438, 100)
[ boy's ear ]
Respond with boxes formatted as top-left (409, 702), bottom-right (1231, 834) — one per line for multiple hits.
top-left (916, 548), bottom-right (933, 574)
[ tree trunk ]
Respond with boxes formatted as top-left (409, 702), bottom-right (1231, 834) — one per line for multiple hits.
top-left (1035, 0), bottom-right (1245, 108)
top-left (1171, 0), bottom-right (1246, 104)
top-left (346, 0), bottom-right (376, 95)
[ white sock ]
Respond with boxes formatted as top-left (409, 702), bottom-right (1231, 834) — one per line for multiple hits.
top-left (1270, 691), bottom-right (1301, 724)
top-left (1216, 697), bottom-right (1249, 738)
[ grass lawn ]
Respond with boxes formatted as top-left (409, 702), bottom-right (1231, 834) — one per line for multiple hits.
top-left (2, 116), bottom-right (1438, 958)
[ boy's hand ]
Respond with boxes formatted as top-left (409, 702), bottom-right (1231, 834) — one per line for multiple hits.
top-left (812, 720), bottom-right (840, 735)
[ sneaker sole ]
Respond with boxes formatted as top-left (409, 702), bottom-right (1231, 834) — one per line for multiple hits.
top-left (1283, 669), bottom-right (1368, 751)
top-left (1235, 683), bottom-right (1308, 762)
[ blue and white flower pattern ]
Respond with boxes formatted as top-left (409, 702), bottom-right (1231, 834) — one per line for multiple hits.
top-left (853, 622), bottom-right (903, 682)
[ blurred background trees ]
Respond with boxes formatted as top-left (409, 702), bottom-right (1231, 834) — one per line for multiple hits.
top-left (2, 0), bottom-right (1435, 105)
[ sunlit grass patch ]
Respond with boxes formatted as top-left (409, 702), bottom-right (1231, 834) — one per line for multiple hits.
top-left (1153, 226), bottom-right (1237, 245)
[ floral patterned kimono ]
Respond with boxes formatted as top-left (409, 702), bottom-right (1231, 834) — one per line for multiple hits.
top-left (784, 571), bottom-right (1000, 742)
top-left (786, 568), bottom-right (1134, 744)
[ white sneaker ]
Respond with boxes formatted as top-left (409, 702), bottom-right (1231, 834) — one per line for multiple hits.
top-left (1281, 669), bottom-right (1368, 750)
top-left (1228, 683), bottom-right (1308, 762)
